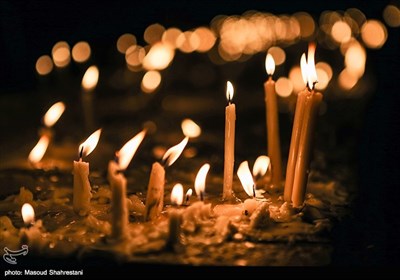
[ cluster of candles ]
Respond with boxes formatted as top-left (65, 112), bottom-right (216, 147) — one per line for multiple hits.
top-left (22, 43), bottom-right (321, 245)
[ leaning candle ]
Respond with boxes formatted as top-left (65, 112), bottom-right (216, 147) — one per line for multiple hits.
top-left (264, 54), bottom-right (282, 187)
top-left (73, 128), bottom-right (101, 216)
top-left (145, 137), bottom-right (188, 221)
top-left (289, 44), bottom-right (323, 208)
top-left (167, 183), bottom-right (184, 246)
top-left (223, 81), bottom-right (236, 200)
top-left (108, 130), bottom-right (146, 240)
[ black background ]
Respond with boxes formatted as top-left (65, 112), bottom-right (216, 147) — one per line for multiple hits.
top-left (1, 0), bottom-right (400, 269)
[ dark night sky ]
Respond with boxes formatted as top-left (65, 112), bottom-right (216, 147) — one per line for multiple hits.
top-left (1, 0), bottom-right (400, 267)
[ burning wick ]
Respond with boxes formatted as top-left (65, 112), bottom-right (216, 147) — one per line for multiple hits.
top-left (79, 146), bottom-right (84, 160)
top-left (185, 189), bottom-right (193, 205)
top-left (195, 163), bottom-right (210, 202)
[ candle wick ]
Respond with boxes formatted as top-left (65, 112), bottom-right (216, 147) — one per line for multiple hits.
top-left (114, 151), bottom-right (120, 164)
top-left (253, 185), bottom-right (256, 198)
top-left (79, 146), bottom-right (84, 160)
top-left (200, 191), bottom-right (204, 202)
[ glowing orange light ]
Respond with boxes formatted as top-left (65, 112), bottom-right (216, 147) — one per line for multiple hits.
top-left (252, 155), bottom-right (270, 177)
top-left (194, 163), bottom-right (210, 197)
top-left (181, 119), bottom-right (201, 138)
top-left (361, 20), bottom-right (387, 49)
top-left (52, 41), bottom-right (71, 68)
top-left (43, 102), bottom-right (65, 128)
top-left (265, 53), bottom-right (275, 76)
top-left (117, 33), bottom-right (137, 54)
top-left (21, 203), bottom-right (35, 225)
top-left (171, 183), bottom-right (184, 206)
top-left (28, 135), bottom-right (50, 164)
top-left (79, 129), bottom-right (102, 158)
top-left (141, 70), bottom-right (162, 93)
top-left (72, 41), bottom-right (91, 63)
top-left (82, 66), bottom-right (99, 91)
top-left (36, 55), bottom-right (53, 75)
top-left (118, 130), bottom-right (146, 170)
top-left (237, 161), bottom-right (255, 197)
top-left (162, 137), bottom-right (189, 167)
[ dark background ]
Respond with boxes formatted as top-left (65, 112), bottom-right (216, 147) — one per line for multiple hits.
top-left (1, 0), bottom-right (400, 267)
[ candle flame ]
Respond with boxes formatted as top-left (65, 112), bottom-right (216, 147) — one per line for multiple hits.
top-left (118, 129), bottom-right (146, 170)
top-left (186, 188), bottom-right (193, 198)
top-left (21, 203), bottom-right (35, 225)
top-left (226, 81), bottom-right (234, 102)
top-left (300, 43), bottom-right (318, 90)
top-left (181, 118), bottom-right (201, 138)
top-left (171, 183), bottom-right (184, 206)
top-left (28, 135), bottom-right (50, 163)
top-left (79, 129), bottom-right (102, 158)
top-left (194, 163), bottom-right (210, 197)
top-left (43, 102), bottom-right (65, 127)
top-left (252, 155), bottom-right (270, 177)
top-left (237, 161), bottom-right (255, 197)
top-left (162, 137), bottom-right (189, 167)
top-left (82, 66), bottom-right (99, 91)
top-left (265, 53), bottom-right (275, 76)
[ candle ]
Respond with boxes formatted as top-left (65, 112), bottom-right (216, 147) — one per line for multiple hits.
top-left (81, 65), bottom-right (99, 133)
top-left (108, 130), bottom-right (146, 240)
top-left (194, 163), bottom-right (210, 201)
top-left (167, 183), bottom-right (184, 247)
top-left (285, 44), bottom-right (323, 208)
top-left (264, 54), bottom-right (282, 187)
top-left (184, 189), bottom-right (193, 205)
top-left (237, 161), bottom-right (260, 216)
top-left (19, 203), bottom-right (47, 251)
top-left (73, 128), bottom-right (101, 216)
top-left (28, 135), bottom-right (50, 165)
top-left (223, 81), bottom-right (236, 200)
top-left (144, 137), bottom-right (188, 221)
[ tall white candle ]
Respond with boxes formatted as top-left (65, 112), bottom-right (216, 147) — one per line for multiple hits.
top-left (223, 81), bottom-right (236, 200)
top-left (73, 129), bottom-right (101, 216)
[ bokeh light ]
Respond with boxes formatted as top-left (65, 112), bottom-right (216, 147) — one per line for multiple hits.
top-left (361, 20), bottom-right (387, 49)
top-left (383, 5), bottom-right (400, 27)
top-left (36, 55), bottom-right (53, 76)
top-left (193, 27), bottom-right (216, 52)
top-left (268, 46), bottom-right (286, 66)
top-left (52, 41), bottom-right (71, 68)
top-left (331, 21), bottom-right (352, 44)
top-left (275, 77), bottom-right (293, 97)
top-left (144, 23), bottom-right (165, 45)
top-left (294, 12), bottom-right (315, 38)
top-left (142, 42), bottom-right (174, 70)
top-left (72, 41), bottom-right (91, 63)
top-left (117, 33), bottom-right (137, 54)
top-left (162, 27), bottom-right (183, 48)
top-left (289, 66), bottom-right (304, 92)
top-left (141, 70), bottom-right (162, 93)
top-left (338, 68), bottom-right (358, 90)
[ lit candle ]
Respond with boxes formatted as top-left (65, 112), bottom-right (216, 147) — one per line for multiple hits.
top-left (237, 161), bottom-right (259, 216)
top-left (264, 54), bottom-right (282, 187)
top-left (285, 44), bottom-right (323, 208)
top-left (19, 203), bottom-right (47, 251)
top-left (108, 130), bottom-right (146, 240)
top-left (252, 155), bottom-right (270, 187)
top-left (81, 66), bottom-right (99, 133)
top-left (167, 183), bottom-right (184, 247)
top-left (194, 163), bottom-right (210, 201)
top-left (223, 81), bottom-right (236, 200)
top-left (28, 135), bottom-right (50, 166)
top-left (184, 189), bottom-right (193, 205)
top-left (73, 128), bottom-right (101, 216)
top-left (144, 137), bottom-right (188, 221)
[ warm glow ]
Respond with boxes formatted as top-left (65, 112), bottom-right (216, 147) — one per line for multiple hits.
top-left (383, 5), bottom-right (400, 27)
top-left (345, 42), bottom-right (366, 78)
top-left (265, 53), bottom-right (275, 76)
top-left (252, 155), bottom-right (270, 177)
top-left (82, 66), bottom-right (99, 91)
top-left (237, 161), bottom-right (255, 197)
top-left (289, 66), bottom-right (304, 92)
top-left (52, 41), bottom-right (71, 68)
top-left (161, 27), bottom-right (183, 48)
top-left (142, 42), bottom-right (174, 70)
top-left (181, 119), bottom-right (201, 138)
top-left (43, 102), bottom-right (65, 127)
top-left (72, 41), bottom-right (91, 63)
top-left (117, 33), bottom-right (137, 54)
top-left (294, 12), bottom-right (315, 38)
top-left (126, 46), bottom-right (146, 67)
top-left (176, 31), bottom-right (198, 53)
top-left (316, 62), bottom-right (333, 80)
top-left (162, 137), bottom-right (189, 167)
top-left (144, 23), bottom-right (165, 45)
top-left (118, 130), bottom-right (147, 170)
top-left (141, 70), bottom-right (162, 93)
top-left (79, 129), bottom-right (102, 158)
top-left (331, 21), bottom-right (352, 43)
top-left (275, 77), bottom-right (293, 97)
top-left (186, 189), bottom-right (193, 200)
top-left (361, 20), bottom-right (387, 49)
top-left (300, 43), bottom-right (318, 90)
top-left (28, 135), bottom-right (50, 164)
top-left (194, 163), bottom-right (210, 197)
top-left (338, 68), bottom-right (358, 90)
top-left (268, 47), bottom-right (286, 66)
top-left (193, 27), bottom-right (216, 52)
top-left (171, 183), bottom-right (184, 206)
top-left (315, 68), bottom-right (329, 91)
top-left (226, 81), bottom-right (234, 102)
top-left (36, 55), bottom-right (53, 75)
top-left (21, 203), bottom-right (35, 225)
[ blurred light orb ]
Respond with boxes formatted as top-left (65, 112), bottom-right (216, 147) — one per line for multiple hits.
top-left (144, 23), bottom-right (165, 45)
top-left (275, 77), bottom-right (293, 97)
top-left (383, 5), bottom-right (400, 27)
top-left (72, 41), bottom-right (91, 63)
top-left (52, 41), bottom-right (70, 68)
top-left (117, 33), bottom-right (137, 54)
top-left (361, 20), bottom-right (387, 49)
top-left (331, 21), bottom-right (352, 43)
top-left (268, 46), bottom-right (286, 65)
top-left (141, 70), bottom-right (161, 93)
top-left (36, 55), bottom-right (53, 76)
